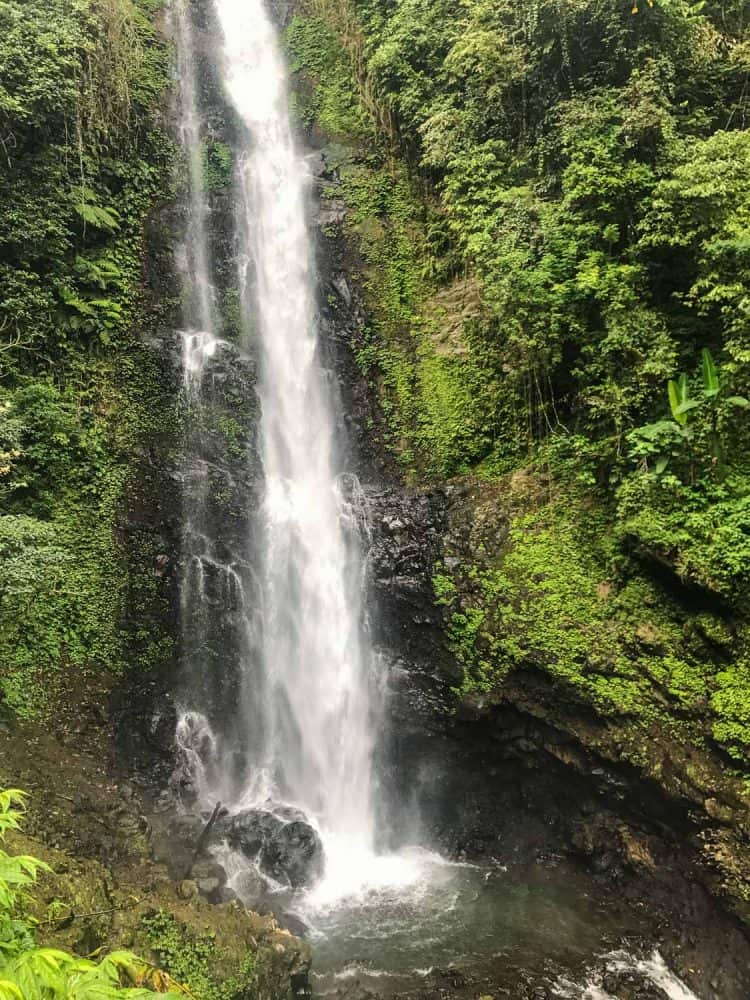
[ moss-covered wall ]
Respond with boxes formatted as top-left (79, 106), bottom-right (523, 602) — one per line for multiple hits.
top-left (285, 0), bottom-right (750, 916)
top-left (0, 0), bottom-right (180, 721)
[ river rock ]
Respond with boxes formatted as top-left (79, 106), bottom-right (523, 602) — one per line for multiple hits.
top-left (278, 910), bottom-right (310, 938)
top-left (232, 866), bottom-right (269, 907)
top-left (228, 806), bottom-right (324, 887)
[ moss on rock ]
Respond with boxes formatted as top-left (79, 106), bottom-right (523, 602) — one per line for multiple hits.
top-left (6, 827), bottom-right (309, 1000)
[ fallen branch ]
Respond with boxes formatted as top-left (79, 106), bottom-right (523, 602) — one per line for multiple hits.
top-left (184, 801), bottom-right (222, 878)
top-left (43, 896), bottom-right (142, 929)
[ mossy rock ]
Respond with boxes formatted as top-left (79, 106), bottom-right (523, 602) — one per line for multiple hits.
top-left (436, 475), bottom-right (750, 920)
top-left (7, 830), bottom-right (309, 1000)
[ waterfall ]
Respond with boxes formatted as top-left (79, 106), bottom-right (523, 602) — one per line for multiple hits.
top-left (165, 10), bottom-right (718, 996)
top-left (171, 0), bottom-right (380, 879)
top-left (171, 2), bottom-right (213, 342)
top-left (171, 0), bottom-right (259, 807)
top-left (217, 0), bottom-right (378, 851)
top-left (171, 0), bottom-right (225, 800)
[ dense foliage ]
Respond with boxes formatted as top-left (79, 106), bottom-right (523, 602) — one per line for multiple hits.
top-left (296, 0), bottom-right (750, 478)
top-left (288, 0), bottom-right (750, 766)
top-left (0, 790), bottom-right (179, 998)
top-left (0, 0), bottom-right (175, 718)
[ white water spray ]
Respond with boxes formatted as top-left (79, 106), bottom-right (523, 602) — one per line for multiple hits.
top-left (214, 0), bottom-right (379, 867)
top-left (171, 0), bottom-right (255, 808)
top-left (553, 950), bottom-right (702, 1000)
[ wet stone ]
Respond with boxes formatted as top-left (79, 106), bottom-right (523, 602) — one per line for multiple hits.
top-left (228, 805), bottom-right (325, 888)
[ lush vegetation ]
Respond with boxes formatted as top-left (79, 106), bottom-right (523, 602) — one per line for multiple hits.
top-left (294, 0), bottom-right (750, 482)
top-left (0, 789), bottom-right (180, 998)
top-left (141, 913), bottom-right (261, 1000)
top-left (287, 0), bottom-right (750, 769)
top-left (0, 0), bottom-right (175, 719)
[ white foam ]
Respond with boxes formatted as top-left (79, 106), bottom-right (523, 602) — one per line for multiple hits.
top-left (553, 949), bottom-right (702, 1000)
top-left (606, 950), bottom-right (701, 1000)
top-left (301, 837), bottom-right (480, 910)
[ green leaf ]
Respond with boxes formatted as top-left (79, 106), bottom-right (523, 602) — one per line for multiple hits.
top-left (668, 379), bottom-right (688, 425)
top-left (701, 348), bottom-right (720, 396)
top-left (675, 399), bottom-right (702, 416)
top-left (634, 420), bottom-right (680, 441)
top-left (727, 396), bottom-right (750, 408)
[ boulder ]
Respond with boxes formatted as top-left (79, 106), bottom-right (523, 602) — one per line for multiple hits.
top-left (278, 910), bottom-right (310, 938)
top-left (191, 859), bottom-right (228, 901)
top-left (228, 806), bottom-right (324, 888)
top-left (177, 879), bottom-right (198, 900)
top-left (231, 867), bottom-right (269, 908)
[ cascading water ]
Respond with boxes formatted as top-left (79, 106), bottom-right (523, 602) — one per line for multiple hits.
top-left (171, 0), bottom-right (213, 341)
top-left (217, 0), bottom-right (378, 856)
top-left (165, 3), bottom-right (725, 997)
top-left (171, 0), bottom-right (383, 892)
top-left (171, 0), bottom-right (260, 806)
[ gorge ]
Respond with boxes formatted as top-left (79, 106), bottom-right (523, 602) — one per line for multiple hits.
top-left (2, 0), bottom-right (750, 998)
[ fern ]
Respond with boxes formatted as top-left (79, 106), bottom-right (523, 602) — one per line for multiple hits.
top-left (69, 187), bottom-right (121, 233)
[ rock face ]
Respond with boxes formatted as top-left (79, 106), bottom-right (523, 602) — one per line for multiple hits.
top-left (228, 807), bottom-right (325, 888)
top-left (118, 0), bottom-right (264, 798)
top-left (107, 4), bottom-right (750, 996)
top-left (295, 69), bottom-right (750, 998)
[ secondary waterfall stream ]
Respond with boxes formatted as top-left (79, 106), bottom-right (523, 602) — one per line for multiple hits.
top-left (166, 1), bottom-right (709, 996)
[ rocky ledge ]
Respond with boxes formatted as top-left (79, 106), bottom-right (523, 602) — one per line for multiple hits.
top-left (0, 708), bottom-right (310, 999)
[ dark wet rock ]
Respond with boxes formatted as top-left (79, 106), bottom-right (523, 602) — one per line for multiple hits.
top-left (268, 804), bottom-right (309, 824)
top-left (214, 886), bottom-right (239, 904)
top-left (169, 812), bottom-right (206, 844)
top-left (317, 199), bottom-right (348, 227)
top-left (228, 807), bottom-right (324, 888)
top-left (231, 866), bottom-right (269, 907)
top-left (291, 970), bottom-right (313, 998)
top-left (278, 910), bottom-right (310, 938)
top-left (306, 150), bottom-right (327, 177)
top-left (366, 487), bottom-right (448, 665)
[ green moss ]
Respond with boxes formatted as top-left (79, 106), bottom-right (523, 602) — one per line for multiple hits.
top-left (432, 572), bottom-right (457, 605)
top-left (217, 417), bottom-right (247, 460)
top-left (441, 489), bottom-right (750, 768)
top-left (141, 912), bottom-right (258, 1000)
top-left (712, 658), bottom-right (750, 761)
top-left (202, 141), bottom-right (233, 192)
